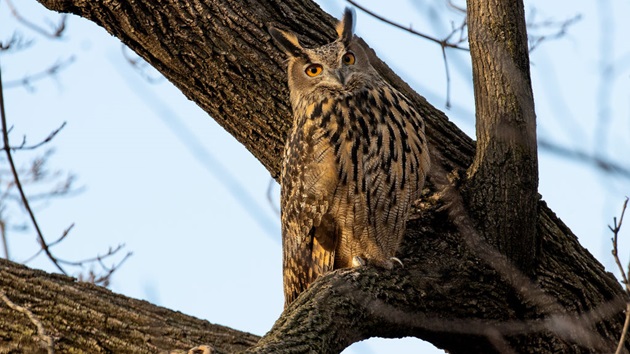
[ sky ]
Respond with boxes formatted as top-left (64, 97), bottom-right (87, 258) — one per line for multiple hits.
top-left (1, 0), bottom-right (629, 353)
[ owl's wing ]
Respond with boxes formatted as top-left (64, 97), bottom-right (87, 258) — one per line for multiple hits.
top-left (362, 87), bottom-right (431, 252)
top-left (281, 123), bottom-right (338, 308)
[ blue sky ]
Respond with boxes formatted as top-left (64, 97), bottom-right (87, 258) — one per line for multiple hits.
top-left (2, 1), bottom-right (629, 352)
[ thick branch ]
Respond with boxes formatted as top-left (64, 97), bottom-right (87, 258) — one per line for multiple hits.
top-left (246, 192), bottom-right (628, 353)
top-left (0, 258), bottom-right (259, 353)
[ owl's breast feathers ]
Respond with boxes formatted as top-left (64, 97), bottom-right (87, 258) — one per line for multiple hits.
top-left (281, 84), bottom-right (430, 307)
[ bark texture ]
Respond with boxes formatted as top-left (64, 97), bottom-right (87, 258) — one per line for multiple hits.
top-left (0, 0), bottom-right (624, 352)
top-left (0, 258), bottom-right (259, 354)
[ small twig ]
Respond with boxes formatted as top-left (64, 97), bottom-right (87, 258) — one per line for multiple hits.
top-left (616, 303), bottom-right (630, 354)
top-left (92, 251), bottom-right (132, 286)
top-left (121, 46), bottom-right (164, 83)
top-left (348, 1), bottom-right (466, 108)
top-left (528, 14), bottom-right (581, 53)
top-left (266, 178), bottom-right (280, 216)
top-left (348, 0), bottom-right (468, 51)
top-left (22, 224), bottom-right (75, 264)
top-left (0, 59), bottom-right (66, 275)
top-left (59, 243), bottom-right (127, 266)
top-left (611, 197), bottom-right (630, 290)
top-left (539, 139), bottom-right (630, 179)
top-left (1, 220), bottom-right (8, 259)
top-left (441, 46), bottom-right (451, 109)
top-left (0, 290), bottom-right (55, 354)
top-left (446, 0), bottom-right (466, 14)
top-left (11, 122), bottom-right (67, 151)
top-left (5, 0), bottom-right (66, 39)
top-left (610, 197), bottom-right (629, 353)
top-left (4, 57), bottom-right (75, 90)
top-left (0, 32), bottom-right (34, 52)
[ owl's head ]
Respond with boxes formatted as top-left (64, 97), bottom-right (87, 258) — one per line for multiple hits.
top-left (269, 8), bottom-right (376, 106)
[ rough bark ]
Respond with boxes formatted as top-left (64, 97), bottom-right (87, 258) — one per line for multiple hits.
top-left (0, 0), bottom-right (623, 353)
top-left (0, 258), bottom-right (259, 354)
top-left (465, 0), bottom-right (539, 272)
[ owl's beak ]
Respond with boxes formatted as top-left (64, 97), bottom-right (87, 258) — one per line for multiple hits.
top-left (335, 69), bottom-right (347, 85)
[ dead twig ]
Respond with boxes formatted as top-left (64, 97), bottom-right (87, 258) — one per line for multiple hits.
top-left (21, 223), bottom-right (75, 264)
top-left (10, 122), bottom-right (67, 151)
top-left (609, 197), bottom-right (629, 354)
top-left (121, 46), bottom-right (164, 83)
top-left (4, 57), bottom-right (75, 90)
top-left (539, 139), bottom-right (630, 180)
top-left (5, 0), bottom-right (66, 39)
top-left (0, 32), bottom-right (34, 52)
top-left (266, 178), bottom-right (280, 216)
top-left (348, 0), bottom-right (468, 51)
top-left (527, 13), bottom-right (582, 52)
top-left (348, 0), bottom-right (467, 108)
top-left (0, 58), bottom-right (66, 275)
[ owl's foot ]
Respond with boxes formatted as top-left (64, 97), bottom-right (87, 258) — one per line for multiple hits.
top-left (391, 257), bottom-right (404, 268)
top-left (187, 345), bottom-right (215, 354)
top-left (352, 256), bottom-right (366, 267)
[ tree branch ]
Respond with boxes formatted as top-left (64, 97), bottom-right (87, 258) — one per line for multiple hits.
top-left (23, 0), bottom-right (630, 352)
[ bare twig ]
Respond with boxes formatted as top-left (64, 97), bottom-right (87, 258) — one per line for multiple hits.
top-left (348, 0), bottom-right (468, 51)
top-left (59, 244), bottom-right (127, 267)
top-left (0, 32), bottom-right (34, 52)
top-left (527, 13), bottom-right (582, 52)
top-left (617, 303), bottom-right (630, 354)
top-left (10, 122), bottom-right (67, 151)
top-left (609, 197), bottom-right (629, 353)
top-left (22, 223), bottom-right (75, 264)
top-left (440, 46), bottom-right (452, 109)
top-left (266, 178), bottom-right (280, 216)
top-left (539, 139), bottom-right (630, 179)
top-left (92, 250), bottom-right (132, 286)
top-left (1, 220), bottom-right (8, 259)
top-left (446, 0), bottom-right (466, 14)
top-left (611, 197), bottom-right (629, 289)
top-left (0, 289), bottom-right (55, 354)
top-left (0, 59), bottom-right (66, 274)
top-left (4, 57), bottom-right (75, 90)
top-left (5, 0), bottom-right (66, 39)
top-left (121, 46), bottom-right (164, 83)
top-left (348, 1), bottom-right (466, 108)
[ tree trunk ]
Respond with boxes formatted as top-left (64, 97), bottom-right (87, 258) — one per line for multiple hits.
top-left (2, 0), bottom-right (624, 352)
top-left (465, 0), bottom-right (539, 272)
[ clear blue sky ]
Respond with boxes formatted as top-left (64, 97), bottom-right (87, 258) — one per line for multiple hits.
top-left (2, 0), bottom-right (629, 352)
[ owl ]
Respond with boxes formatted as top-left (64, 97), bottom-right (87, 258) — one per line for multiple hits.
top-left (270, 8), bottom-right (430, 307)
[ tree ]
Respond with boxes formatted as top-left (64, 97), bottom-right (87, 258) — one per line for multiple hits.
top-left (0, 0), bottom-right (628, 353)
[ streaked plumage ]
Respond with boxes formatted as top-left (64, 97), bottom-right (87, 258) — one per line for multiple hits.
top-left (270, 8), bottom-right (430, 307)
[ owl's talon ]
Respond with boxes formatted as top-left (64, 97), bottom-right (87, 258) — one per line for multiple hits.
top-left (187, 345), bottom-right (215, 354)
top-left (391, 257), bottom-right (404, 268)
top-left (352, 256), bottom-right (366, 267)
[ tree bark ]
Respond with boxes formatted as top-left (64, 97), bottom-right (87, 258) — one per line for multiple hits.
top-left (0, 259), bottom-right (259, 354)
top-left (1, 0), bottom-right (624, 352)
top-left (465, 0), bottom-right (539, 272)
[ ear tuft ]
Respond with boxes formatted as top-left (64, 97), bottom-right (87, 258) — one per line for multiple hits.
top-left (269, 26), bottom-right (305, 58)
top-left (336, 7), bottom-right (356, 46)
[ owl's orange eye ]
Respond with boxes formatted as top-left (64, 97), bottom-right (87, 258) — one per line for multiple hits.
top-left (305, 64), bottom-right (323, 77)
top-left (342, 52), bottom-right (355, 65)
